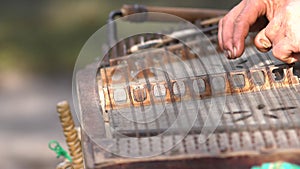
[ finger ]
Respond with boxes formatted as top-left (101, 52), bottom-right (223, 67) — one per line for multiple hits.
top-left (232, 0), bottom-right (266, 58)
top-left (272, 37), bottom-right (298, 63)
top-left (264, 14), bottom-right (283, 43)
top-left (254, 28), bottom-right (272, 52)
top-left (218, 18), bottom-right (224, 51)
top-left (222, 15), bottom-right (234, 58)
top-left (221, 1), bottom-right (246, 58)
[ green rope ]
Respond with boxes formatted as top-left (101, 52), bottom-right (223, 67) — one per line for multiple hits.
top-left (252, 162), bottom-right (300, 169)
top-left (48, 140), bottom-right (72, 162)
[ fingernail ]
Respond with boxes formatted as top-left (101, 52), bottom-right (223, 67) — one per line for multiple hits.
top-left (290, 57), bottom-right (297, 63)
top-left (259, 39), bottom-right (271, 49)
top-left (233, 47), bottom-right (237, 58)
top-left (225, 50), bottom-right (232, 58)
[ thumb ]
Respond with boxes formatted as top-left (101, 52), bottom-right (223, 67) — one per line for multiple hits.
top-left (254, 28), bottom-right (272, 52)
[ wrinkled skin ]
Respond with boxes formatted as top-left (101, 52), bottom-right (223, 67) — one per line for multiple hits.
top-left (218, 0), bottom-right (300, 63)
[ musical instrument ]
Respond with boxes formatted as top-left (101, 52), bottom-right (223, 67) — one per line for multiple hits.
top-left (58, 4), bottom-right (300, 169)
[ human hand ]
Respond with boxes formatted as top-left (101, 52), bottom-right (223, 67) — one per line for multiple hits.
top-left (218, 0), bottom-right (300, 63)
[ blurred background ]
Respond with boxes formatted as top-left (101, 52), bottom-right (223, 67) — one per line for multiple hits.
top-left (0, 0), bottom-right (239, 169)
